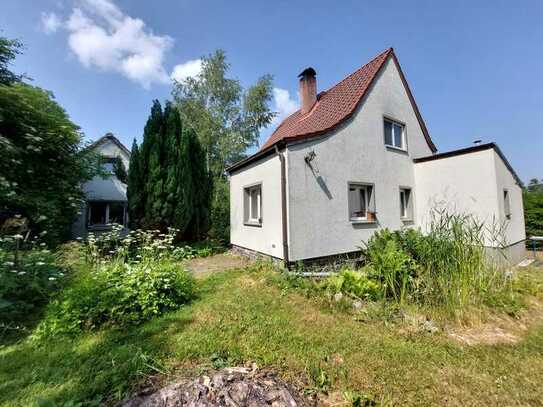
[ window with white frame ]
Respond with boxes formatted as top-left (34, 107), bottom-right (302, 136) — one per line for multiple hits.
top-left (504, 189), bottom-right (511, 219)
top-left (384, 118), bottom-right (405, 150)
top-left (244, 184), bottom-right (262, 225)
top-left (348, 183), bottom-right (375, 221)
top-left (399, 187), bottom-right (413, 220)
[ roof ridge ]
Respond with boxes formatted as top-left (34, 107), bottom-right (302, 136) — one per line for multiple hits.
top-left (320, 47), bottom-right (393, 95)
top-left (231, 47), bottom-right (436, 172)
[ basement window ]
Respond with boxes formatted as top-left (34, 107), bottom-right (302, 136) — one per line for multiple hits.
top-left (244, 184), bottom-right (262, 226)
top-left (504, 189), bottom-right (511, 219)
top-left (348, 183), bottom-right (375, 222)
top-left (399, 187), bottom-right (413, 220)
top-left (384, 118), bottom-right (406, 150)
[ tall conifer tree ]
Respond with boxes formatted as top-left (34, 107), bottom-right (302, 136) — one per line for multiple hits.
top-left (126, 139), bottom-right (143, 228)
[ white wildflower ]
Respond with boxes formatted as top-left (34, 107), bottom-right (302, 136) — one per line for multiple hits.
top-left (48, 277), bottom-right (56, 281)
top-left (3, 261), bottom-right (15, 267)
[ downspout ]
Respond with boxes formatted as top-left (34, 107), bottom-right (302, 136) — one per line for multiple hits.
top-left (275, 144), bottom-right (289, 266)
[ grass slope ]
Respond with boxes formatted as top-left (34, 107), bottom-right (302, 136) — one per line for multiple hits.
top-left (1, 268), bottom-right (543, 406)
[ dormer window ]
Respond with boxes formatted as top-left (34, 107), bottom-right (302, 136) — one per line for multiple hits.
top-left (384, 118), bottom-right (406, 150)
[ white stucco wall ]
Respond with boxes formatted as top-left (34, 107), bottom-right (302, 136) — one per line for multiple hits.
top-left (229, 153), bottom-right (284, 259)
top-left (492, 150), bottom-right (525, 245)
top-left (71, 138), bottom-right (130, 238)
top-left (286, 58), bottom-right (434, 261)
top-left (97, 139), bottom-right (130, 169)
top-left (414, 148), bottom-right (525, 248)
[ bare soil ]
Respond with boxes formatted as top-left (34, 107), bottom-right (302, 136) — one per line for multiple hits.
top-left (184, 252), bottom-right (250, 275)
top-left (448, 298), bottom-right (543, 346)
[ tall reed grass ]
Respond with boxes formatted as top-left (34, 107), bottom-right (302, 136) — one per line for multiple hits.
top-left (363, 209), bottom-right (512, 314)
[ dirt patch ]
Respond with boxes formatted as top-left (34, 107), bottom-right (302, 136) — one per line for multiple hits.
top-left (120, 366), bottom-right (311, 406)
top-left (448, 299), bottom-right (543, 346)
top-left (185, 252), bottom-right (250, 275)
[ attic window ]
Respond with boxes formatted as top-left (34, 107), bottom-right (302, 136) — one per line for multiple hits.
top-left (384, 118), bottom-right (405, 150)
top-left (244, 184), bottom-right (262, 226)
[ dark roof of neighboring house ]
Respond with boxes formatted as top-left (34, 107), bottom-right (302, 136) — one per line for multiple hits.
top-left (87, 133), bottom-right (131, 157)
top-left (414, 142), bottom-right (523, 185)
top-left (227, 48), bottom-right (436, 173)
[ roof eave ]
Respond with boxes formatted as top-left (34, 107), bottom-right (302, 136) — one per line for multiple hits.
top-left (414, 143), bottom-right (522, 186)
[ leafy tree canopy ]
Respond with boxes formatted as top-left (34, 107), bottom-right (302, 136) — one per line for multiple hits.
top-left (0, 35), bottom-right (23, 85)
top-left (524, 180), bottom-right (543, 245)
top-left (172, 49), bottom-right (276, 177)
top-left (0, 35), bottom-right (98, 244)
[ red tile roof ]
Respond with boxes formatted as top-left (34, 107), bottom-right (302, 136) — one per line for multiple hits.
top-left (260, 47), bottom-right (436, 153)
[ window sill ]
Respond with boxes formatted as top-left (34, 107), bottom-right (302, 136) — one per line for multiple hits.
top-left (385, 145), bottom-right (408, 154)
top-left (350, 219), bottom-right (377, 225)
top-left (244, 221), bottom-right (262, 228)
top-left (401, 218), bottom-right (414, 223)
top-left (87, 224), bottom-right (113, 231)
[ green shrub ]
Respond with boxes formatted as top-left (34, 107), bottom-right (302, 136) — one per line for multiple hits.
top-left (0, 242), bottom-right (64, 323)
top-left (209, 177), bottom-right (230, 243)
top-left (320, 268), bottom-right (381, 301)
top-left (83, 226), bottom-right (218, 265)
top-left (362, 210), bottom-right (513, 313)
top-left (34, 260), bottom-right (195, 338)
top-left (364, 231), bottom-right (418, 304)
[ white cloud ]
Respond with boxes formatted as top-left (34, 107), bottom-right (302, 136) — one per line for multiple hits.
top-left (41, 12), bottom-right (62, 34)
top-left (171, 59), bottom-right (202, 82)
top-left (272, 87), bottom-right (298, 125)
top-left (53, 0), bottom-right (174, 88)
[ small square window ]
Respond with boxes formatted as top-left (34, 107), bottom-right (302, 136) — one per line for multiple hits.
top-left (244, 184), bottom-right (262, 225)
top-left (399, 187), bottom-right (413, 220)
top-left (384, 118), bottom-right (405, 150)
top-left (348, 183), bottom-right (375, 221)
top-left (504, 189), bottom-right (511, 219)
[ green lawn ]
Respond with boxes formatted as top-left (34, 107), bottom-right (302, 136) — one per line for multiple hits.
top-left (1, 267), bottom-right (543, 406)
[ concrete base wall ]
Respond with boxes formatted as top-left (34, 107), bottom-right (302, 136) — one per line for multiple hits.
top-left (485, 240), bottom-right (527, 268)
top-left (231, 245), bottom-right (283, 265)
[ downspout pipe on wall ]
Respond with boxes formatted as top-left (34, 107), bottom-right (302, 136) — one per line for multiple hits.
top-left (275, 145), bottom-right (289, 266)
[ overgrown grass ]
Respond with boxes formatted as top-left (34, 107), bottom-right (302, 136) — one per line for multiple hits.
top-left (1, 264), bottom-right (542, 406)
top-left (360, 210), bottom-right (518, 317)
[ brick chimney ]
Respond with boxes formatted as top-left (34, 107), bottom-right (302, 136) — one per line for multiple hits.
top-left (298, 67), bottom-right (317, 115)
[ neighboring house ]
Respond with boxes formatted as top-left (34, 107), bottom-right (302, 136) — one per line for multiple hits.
top-left (227, 48), bottom-right (525, 265)
top-left (72, 133), bottom-right (131, 238)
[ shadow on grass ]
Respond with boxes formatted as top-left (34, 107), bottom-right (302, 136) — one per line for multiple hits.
top-left (0, 270), bottom-right (237, 406)
top-left (0, 311), bottom-right (195, 406)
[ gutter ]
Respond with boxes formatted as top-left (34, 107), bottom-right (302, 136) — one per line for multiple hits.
top-left (275, 145), bottom-right (289, 266)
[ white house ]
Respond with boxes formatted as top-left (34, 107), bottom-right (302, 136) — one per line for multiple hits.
top-left (72, 133), bottom-right (131, 238)
top-left (226, 48), bottom-right (525, 265)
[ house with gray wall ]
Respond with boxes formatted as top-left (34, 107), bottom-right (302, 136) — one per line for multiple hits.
top-left (227, 48), bottom-right (525, 265)
top-left (72, 133), bottom-right (131, 238)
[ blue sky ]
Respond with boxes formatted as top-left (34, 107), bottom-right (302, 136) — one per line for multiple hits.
top-left (1, 0), bottom-right (542, 182)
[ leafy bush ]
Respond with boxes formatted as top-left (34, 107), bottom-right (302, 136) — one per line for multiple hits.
top-left (83, 225), bottom-right (217, 265)
top-left (209, 177), bottom-right (230, 243)
top-left (0, 238), bottom-right (64, 323)
top-left (320, 268), bottom-right (381, 301)
top-left (362, 210), bottom-right (513, 313)
top-left (363, 230), bottom-right (418, 304)
top-left (34, 260), bottom-right (195, 338)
